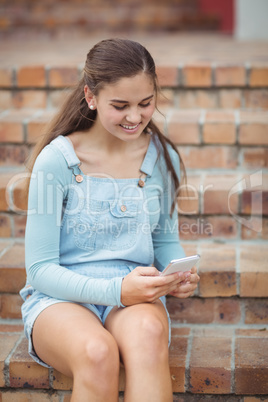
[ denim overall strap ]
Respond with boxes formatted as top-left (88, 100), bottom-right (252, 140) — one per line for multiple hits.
top-left (140, 136), bottom-right (159, 177)
top-left (51, 135), bottom-right (81, 169)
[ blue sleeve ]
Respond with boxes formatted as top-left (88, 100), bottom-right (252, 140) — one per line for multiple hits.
top-left (25, 145), bottom-right (123, 307)
top-left (152, 148), bottom-right (185, 271)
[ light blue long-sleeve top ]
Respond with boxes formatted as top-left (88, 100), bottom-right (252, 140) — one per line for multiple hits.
top-left (22, 134), bottom-right (185, 307)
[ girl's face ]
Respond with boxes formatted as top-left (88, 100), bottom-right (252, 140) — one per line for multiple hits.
top-left (89, 73), bottom-right (156, 142)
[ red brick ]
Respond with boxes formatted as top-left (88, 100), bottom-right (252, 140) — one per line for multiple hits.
top-left (0, 214), bottom-right (11, 238)
top-left (242, 148), bottom-right (268, 168)
top-left (0, 333), bottom-right (20, 387)
top-left (179, 90), bottom-right (217, 109)
top-left (167, 297), bottom-right (215, 324)
top-left (179, 146), bottom-right (238, 169)
top-left (178, 175), bottom-right (200, 215)
top-left (157, 89), bottom-right (175, 108)
top-left (169, 334), bottom-right (188, 392)
top-left (189, 328), bottom-right (232, 393)
top-left (17, 66), bottom-right (46, 88)
top-left (203, 174), bottom-right (239, 215)
top-left (0, 109), bottom-right (37, 143)
top-left (13, 214), bottom-right (27, 238)
top-left (235, 337), bottom-right (268, 394)
top-left (0, 91), bottom-right (13, 110)
top-left (249, 66), bottom-right (268, 87)
top-left (0, 172), bottom-right (16, 211)
top-left (244, 398), bottom-right (268, 402)
top-left (240, 172), bottom-right (268, 215)
top-left (48, 89), bottom-right (72, 108)
top-left (244, 89), bottom-right (268, 109)
top-left (12, 91), bottom-right (47, 109)
top-left (0, 242), bottom-right (25, 269)
top-left (203, 111), bottom-right (236, 145)
top-left (171, 327), bottom-right (191, 337)
top-left (0, 117), bottom-right (24, 143)
top-left (218, 89), bottom-right (242, 109)
top-left (0, 144), bottom-right (29, 167)
top-left (240, 245), bottom-right (268, 297)
top-left (0, 171), bottom-right (28, 213)
top-left (239, 124), bottom-right (268, 145)
top-left (241, 217), bottom-right (268, 240)
top-left (9, 337), bottom-right (50, 389)
top-left (0, 294), bottom-right (22, 319)
top-left (214, 299), bottom-right (241, 324)
top-left (48, 67), bottom-right (79, 88)
top-left (0, 266), bottom-right (26, 293)
top-left (27, 111), bottom-right (54, 143)
top-left (244, 299), bottom-right (268, 324)
top-left (1, 391), bottom-right (60, 401)
top-left (52, 369), bottom-right (73, 390)
top-left (179, 216), bottom-right (237, 240)
top-left (198, 244), bottom-right (237, 297)
top-left (156, 65), bottom-right (178, 87)
top-left (240, 123), bottom-right (268, 146)
top-left (167, 110), bottom-right (201, 145)
top-left (215, 65), bottom-right (246, 87)
top-left (183, 65), bottom-right (212, 88)
top-left (241, 190), bottom-right (268, 216)
top-left (0, 68), bottom-right (13, 88)
top-left (5, 171), bottom-right (28, 213)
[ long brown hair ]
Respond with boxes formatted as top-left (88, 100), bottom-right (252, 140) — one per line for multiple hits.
top-left (26, 38), bottom-right (185, 214)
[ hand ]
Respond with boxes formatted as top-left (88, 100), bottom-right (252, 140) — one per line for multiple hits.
top-left (168, 266), bottom-right (200, 299)
top-left (121, 266), bottom-right (192, 306)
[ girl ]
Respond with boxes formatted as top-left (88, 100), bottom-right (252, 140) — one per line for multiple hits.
top-left (20, 38), bottom-right (199, 402)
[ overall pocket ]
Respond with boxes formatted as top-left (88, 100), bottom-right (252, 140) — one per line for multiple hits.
top-left (74, 199), bottom-right (138, 252)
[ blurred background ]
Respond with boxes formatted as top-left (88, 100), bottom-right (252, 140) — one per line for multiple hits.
top-left (0, 0), bottom-right (268, 399)
top-left (0, 0), bottom-right (268, 39)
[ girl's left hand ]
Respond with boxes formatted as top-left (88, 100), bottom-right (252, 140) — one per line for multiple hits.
top-left (168, 266), bottom-right (200, 299)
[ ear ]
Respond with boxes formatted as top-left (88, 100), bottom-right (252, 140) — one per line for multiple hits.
top-left (84, 85), bottom-right (96, 110)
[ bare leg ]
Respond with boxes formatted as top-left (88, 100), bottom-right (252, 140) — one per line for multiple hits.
top-left (32, 303), bottom-right (120, 402)
top-left (105, 300), bottom-right (173, 402)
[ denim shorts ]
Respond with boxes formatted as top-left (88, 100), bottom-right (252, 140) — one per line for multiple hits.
top-left (21, 278), bottom-right (171, 369)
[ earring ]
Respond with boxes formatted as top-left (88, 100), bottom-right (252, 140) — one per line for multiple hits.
top-left (90, 105), bottom-right (94, 110)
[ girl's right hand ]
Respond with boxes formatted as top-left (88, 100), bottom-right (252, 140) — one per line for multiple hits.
top-left (120, 266), bottom-right (191, 306)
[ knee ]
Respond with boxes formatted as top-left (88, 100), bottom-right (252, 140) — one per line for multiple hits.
top-left (76, 335), bottom-right (120, 379)
top-left (134, 314), bottom-right (169, 358)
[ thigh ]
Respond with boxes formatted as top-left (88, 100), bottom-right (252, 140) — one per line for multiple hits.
top-left (32, 302), bottom-right (113, 377)
top-left (104, 300), bottom-right (170, 359)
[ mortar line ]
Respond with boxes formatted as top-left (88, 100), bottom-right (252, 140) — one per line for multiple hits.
top-left (230, 327), bottom-right (236, 393)
top-left (184, 327), bottom-right (194, 392)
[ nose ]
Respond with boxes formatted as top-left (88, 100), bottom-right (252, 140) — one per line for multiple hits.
top-left (126, 107), bottom-right (141, 124)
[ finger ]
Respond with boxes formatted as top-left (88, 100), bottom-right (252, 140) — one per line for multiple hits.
top-left (137, 266), bottom-right (160, 276)
top-left (191, 266), bottom-right (197, 274)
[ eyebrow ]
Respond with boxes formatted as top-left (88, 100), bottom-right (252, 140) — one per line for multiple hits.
top-left (110, 94), bottom-right (154, 104)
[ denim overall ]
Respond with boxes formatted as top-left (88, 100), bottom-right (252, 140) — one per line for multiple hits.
top-left (20, 135), bottom-right (172, 367)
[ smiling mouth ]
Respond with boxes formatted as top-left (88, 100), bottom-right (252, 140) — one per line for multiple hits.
top-left (120, 123), bottom-right (140, 130)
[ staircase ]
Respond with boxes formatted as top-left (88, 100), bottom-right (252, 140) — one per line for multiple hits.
top-left (0, 33), bottom-right (268, 400)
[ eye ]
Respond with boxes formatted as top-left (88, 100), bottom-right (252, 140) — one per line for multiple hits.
top-left (140, 102), bottom-right (151, 108)
top-left (112, 105), bottom-right (127, 110)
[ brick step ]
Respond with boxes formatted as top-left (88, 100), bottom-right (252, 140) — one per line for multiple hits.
top-left (0, 241), bottom-right (267, 320)
top-left (1, 64), bottom-right (268, 110)
top-left (0, 0), bottom-right (222, 34)
top-left (0, 108), bottom-right (268, 146)
top-left (0, 322), bottom-right (267, 398)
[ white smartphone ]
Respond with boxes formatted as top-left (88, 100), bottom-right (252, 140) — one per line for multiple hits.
top-left (161, 254), bottom-right (200, 276)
